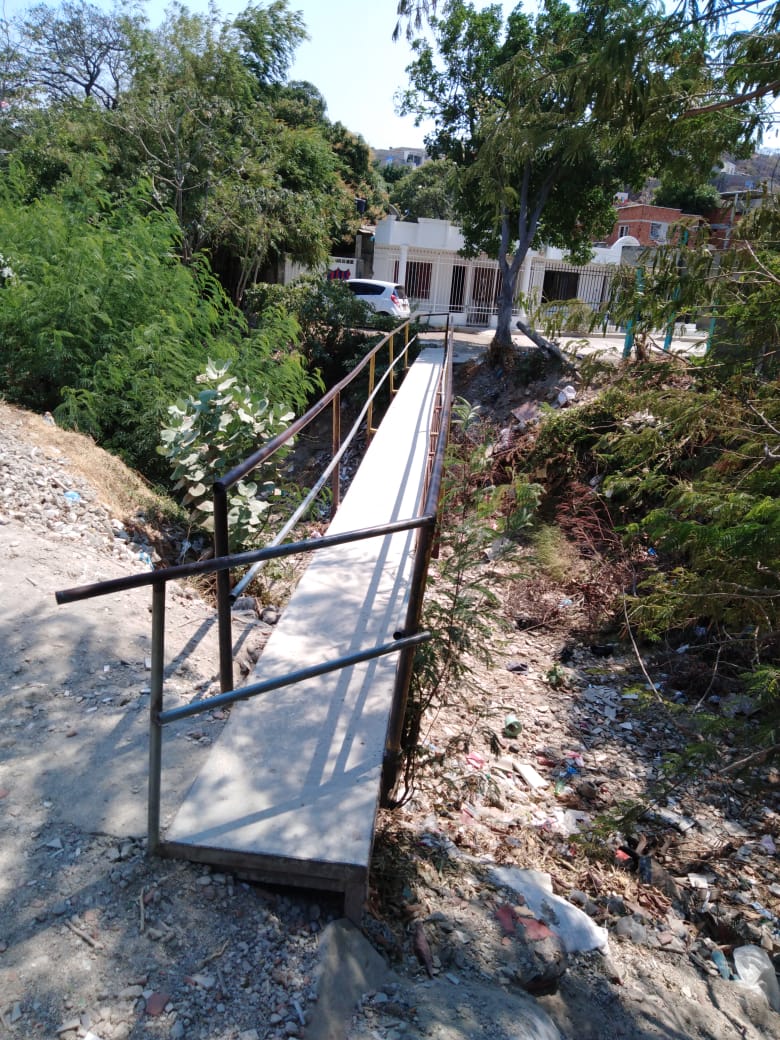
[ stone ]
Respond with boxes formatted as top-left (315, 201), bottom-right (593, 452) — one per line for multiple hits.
top-left (144, 991), bottom-right (170, 1017)
top-left (307, 920), bottom-right (396, 1040)
top-left (513, 915), bottom-right (568, 995)
top-left (118, 985), bottom-right (144, 1000)
top-left (615, 917), bottom-right (648, 944)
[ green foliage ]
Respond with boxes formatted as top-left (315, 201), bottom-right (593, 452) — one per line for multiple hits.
top-left (532, 298), bottom-right (596, 339)
top-left (529, 365), bottom-right (779, 648)
top-left (0, 160), bottom-right (315, 481)
top-left (397, 402), bottom-right (517, 798)
top-left (653, 178), bottom-right (722, 214)
top-left (159, 360), bottom-right (293, 548)
top-left (2, 1), bottom-right (376, 305)
top-left (602, 194), bottom-right (780, 376)
top-left (247, 277), bottom-right (385, 386)
top-left (389, 158), bottom-right (459, 221)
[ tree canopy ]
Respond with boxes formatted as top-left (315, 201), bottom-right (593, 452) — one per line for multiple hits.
top-left (400, 0), bottom-right (764, 360)
top-left (0, 1), bottom-right (385, 303)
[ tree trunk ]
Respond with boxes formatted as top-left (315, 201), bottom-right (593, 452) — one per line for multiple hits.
top-left (488, 249), bottom-right (524, 367)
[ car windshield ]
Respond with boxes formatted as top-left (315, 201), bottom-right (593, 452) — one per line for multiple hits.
top-left (393, 286), bottom-right (408, 300)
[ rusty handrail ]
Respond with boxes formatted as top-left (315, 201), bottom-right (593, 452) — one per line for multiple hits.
top-left (56, 313), bottom-right (455, 863)
top-left (213, 311), bottom-right (451, 692)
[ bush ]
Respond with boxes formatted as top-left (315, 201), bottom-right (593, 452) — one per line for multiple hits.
top-left (246, 277), bottom-right (393, 386)
top-left (160, 360), bottom-right (294, 549)
top-left (0, 162), bottom-right (315, 482)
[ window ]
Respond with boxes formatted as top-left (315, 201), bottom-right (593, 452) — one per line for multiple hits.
top-left (404, 260), bottom-right (433, 300)
top-left (449, 264), bottom-right (466, 311)
top-left (649, 222), bottom-right (665, 242)
top-left (347, 281), bottom-right (384, 295)
top-left (618, 225), bottom-right (630, 238)
top-left (542, 270), bottom-right (579, 302)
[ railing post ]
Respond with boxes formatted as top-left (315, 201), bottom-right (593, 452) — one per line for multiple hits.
top-left (147, 581), bottom-right (165, 857)
top-left (382, 518), bottom-right (437, 805)
top-left (404, 321), bottom-right (410, 370)
top-left (366, 353), bottom-right (376, 447)
top-left (331, 391), bottom-right (341, 513)
top-left (213, 483), bottom-right (234, 693)
top-left (388, 333), bottom-right (395, 395)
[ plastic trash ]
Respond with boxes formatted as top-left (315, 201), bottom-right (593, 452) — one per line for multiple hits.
top-left (503, 714), bottom-right (522, 738)
top-left (488, 865), bottom-right (608, 953)
top-left (63, 490), bottom-right (81, 504)
top-left (711, 949), bottom-right (732, 979)
top-left (733, 944), bottom-right (780, 1011)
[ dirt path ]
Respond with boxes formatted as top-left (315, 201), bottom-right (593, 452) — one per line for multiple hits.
top-left (1, 394), bottom-right (779, 1040)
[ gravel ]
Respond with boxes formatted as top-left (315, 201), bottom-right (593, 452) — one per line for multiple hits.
top-left (0, 405), bottom-right (340, 1039)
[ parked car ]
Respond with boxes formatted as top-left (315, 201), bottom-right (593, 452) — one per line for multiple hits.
top-left (345, 279), bottom-right (411, 319)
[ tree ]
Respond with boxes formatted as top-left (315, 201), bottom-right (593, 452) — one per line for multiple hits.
top-left (401, 0), bottom-right (759, 363)
top-left (393, 0), bottom-right (439, 40)
top-left (390, 158), bottom-right (458, 221)
top-left (681, 0), bottom-right (780, 118)
top-left (18, 1), bottom-right (142, 109)
top-left (654, 179), bottom-right (722, 213)
top-left (108, 3), bottom-right (360, 301)
top-left (233, 0), bottom-right (307, 86)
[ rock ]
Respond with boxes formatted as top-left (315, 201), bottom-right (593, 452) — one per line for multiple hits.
top-left (308, 919), bottom-right (396, 1040)
top-left (638, 856), bottom-right (681, 901)
top-left (615, 916), bottom-right (648, 944)
top-left (513, 915), bottom-right (568, 995)
top-left (118, 985), bottom-right (144, 1000)
top-left (144, 991), bottom-right (169, 1016)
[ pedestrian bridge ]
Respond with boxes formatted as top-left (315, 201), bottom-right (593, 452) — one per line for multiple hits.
top-left (57, 332), bottom-right (452, 921)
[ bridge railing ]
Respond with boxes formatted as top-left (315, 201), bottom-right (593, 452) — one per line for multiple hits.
top-left (212, 311), bottom-right (450, 693)
top-left (55, 312), bottom-right (453, 847)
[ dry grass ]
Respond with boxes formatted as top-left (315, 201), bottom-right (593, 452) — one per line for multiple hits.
top-left (0, 400), bottom-right (175, 521)
top-left (529, 523), bottom-right (588, 584)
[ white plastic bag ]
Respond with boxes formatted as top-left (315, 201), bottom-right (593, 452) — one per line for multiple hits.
top-left (733, 945), bottom-right (780, 1012)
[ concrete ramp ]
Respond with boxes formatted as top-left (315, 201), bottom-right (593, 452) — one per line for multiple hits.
top-left (164, 348), bottom-right (444, 915)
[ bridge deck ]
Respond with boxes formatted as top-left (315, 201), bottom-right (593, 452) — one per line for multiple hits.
top-left (163, 348), bottom-right (444, 917)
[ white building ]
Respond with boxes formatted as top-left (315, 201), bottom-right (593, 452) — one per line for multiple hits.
top-left (371, 216), bottom-right (640, 328)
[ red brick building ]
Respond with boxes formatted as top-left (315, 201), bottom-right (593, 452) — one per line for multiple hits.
top-left (605, 203), bottom-right (701, 247)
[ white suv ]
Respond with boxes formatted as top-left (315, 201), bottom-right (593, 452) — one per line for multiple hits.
top-left (345, 279), bottom-right (411, 319)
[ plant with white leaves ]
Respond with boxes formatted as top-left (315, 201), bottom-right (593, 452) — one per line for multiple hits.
top-left (0, 253), bottom-right (15, 285)
top-left (160, 360), bottom-right (294, 549)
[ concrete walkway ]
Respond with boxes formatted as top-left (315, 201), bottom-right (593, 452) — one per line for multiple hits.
top-left (421, 325), bottom-right (707, 362)
top-left (164, 348), bottom-right (445, 917)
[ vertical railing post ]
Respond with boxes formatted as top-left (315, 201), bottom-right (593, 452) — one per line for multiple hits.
top-left (623, 267), bottom-right (644, 358)
top-left (366, 353), bottom-right (376, 447)
top-left (147, 581), bottom-right (166, 857)
top-left (331, 391), bottom-right (341, 514)
top-left (213, 482), bottom-right (234, 693)
top-left (388, 333), bottom-right (395, 395)
top-left (404, 321), bottom-right (410, 370)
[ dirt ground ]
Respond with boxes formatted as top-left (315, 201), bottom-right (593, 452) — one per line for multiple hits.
top-left (1, 364), bottom-right (779, 1040)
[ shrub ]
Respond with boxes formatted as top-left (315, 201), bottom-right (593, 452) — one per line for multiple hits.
top-left (160, 360), bottom-right (294, 549)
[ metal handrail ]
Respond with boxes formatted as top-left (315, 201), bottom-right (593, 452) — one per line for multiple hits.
top-left (55, 313), bottom-right (454, 854)
top-left (213, 311), bottom-right (451, 693)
